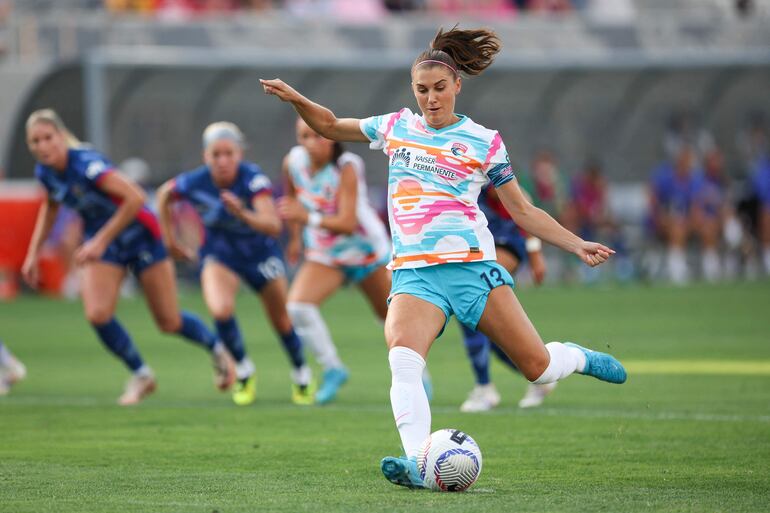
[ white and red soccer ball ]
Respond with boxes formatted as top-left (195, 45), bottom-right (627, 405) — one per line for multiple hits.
top-left (417, 428), bottom-right (482, 492)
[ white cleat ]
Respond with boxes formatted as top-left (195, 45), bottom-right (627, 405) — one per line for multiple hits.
top-left (118, 370), bottom-right (157, 406)
top-left (460, 383), bottom-right (501, 412)
top-left (0, 354), bottom-right (26, 395)
top-left (518, 382), bottom-right (557, 409)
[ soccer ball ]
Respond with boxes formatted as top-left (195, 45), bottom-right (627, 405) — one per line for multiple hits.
top-left (417, 428), bottom-right (482, 492)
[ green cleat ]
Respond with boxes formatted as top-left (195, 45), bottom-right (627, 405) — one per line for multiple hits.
top-left (232, 374), bottom-right (257, 406)
top-left (292, 379), bottom-right (316, 406)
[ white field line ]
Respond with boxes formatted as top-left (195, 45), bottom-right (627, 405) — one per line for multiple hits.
top-left (2, 396), bottom-right (769, 423)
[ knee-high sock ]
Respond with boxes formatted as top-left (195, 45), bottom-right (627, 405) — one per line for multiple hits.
top-left (177, 311), bottom-right (218, 351)
top-left (460, 323), bottom-right (492, 385)
top-left (531, 342), bottom-right (587, 384)
top-left (92, 318), bottom-right (145, 372)
top-left (215, 317), bottom-right (246, 362)
top-left (287, 302), bottom-right (343, 370)
top-left (279, 328), bottom-right (306, 369)
top-left (389, 346), bottom-right (430, 459)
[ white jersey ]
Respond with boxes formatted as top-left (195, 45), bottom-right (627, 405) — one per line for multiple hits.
top-left (286, 146), bottom-right (390, 268)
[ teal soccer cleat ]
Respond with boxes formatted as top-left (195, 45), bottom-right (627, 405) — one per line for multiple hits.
top-left (380, 456), bottom-right (425, 489)
top-left (315, 367), bottom-right (349, 405)
top-left (565, 342), bottom-right (627, 384)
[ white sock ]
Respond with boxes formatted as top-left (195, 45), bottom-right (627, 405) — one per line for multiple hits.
top-left (291, 364), bottom-right (312, 386)
top-left (287, 302), bottom-right (343, 371)
top-left (389, 346), bottom-right (430, 459)
top-left (235, 357), bottom-right (255, 380)
top-left (702, 250), bottom-right (721, 282)
top-left (134, 365), bottom-right (153, 377)
top-left (668, 248), bottom-right (689, 284)
top-left (531, 342), bottom-right (586, 384)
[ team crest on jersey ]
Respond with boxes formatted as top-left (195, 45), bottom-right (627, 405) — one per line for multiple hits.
top-left (86, 160), bottom-right (106, 179)
top-left (391, 148), bottom-right (411, 168)
top-left (451, 142), bottom-right (468, 157)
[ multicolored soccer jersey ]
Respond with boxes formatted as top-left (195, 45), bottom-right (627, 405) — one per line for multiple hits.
top-left (35, 148), bottom-right (166, 274)
top-left (171, 162), bottom-right (284, 290)
top-left (359, 108), bottom-right (514, 270)
top-left (286, 146), bottom-right (390, 268)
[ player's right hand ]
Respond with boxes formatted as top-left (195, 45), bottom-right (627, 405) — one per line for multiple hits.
top-left (168, 241), bottom-right (196, 262)
top-left (21, 256), bottom-right (39, 288)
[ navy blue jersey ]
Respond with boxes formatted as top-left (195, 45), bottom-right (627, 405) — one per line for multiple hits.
top-left (172, 162), bottom-right (280, 261)
top-left (35, 148), bottom-right (161, 242)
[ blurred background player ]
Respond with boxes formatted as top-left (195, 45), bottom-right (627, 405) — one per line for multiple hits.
top-left (21, 109), bottom-right (234, 405)
top-left (459, 184), bottom-right (554, 412)
top-left (278, 118), bottom-right (392, 404)
top-left (0, 340), bottom-right (26, 396)
top-left (261, 25), bottom-right (626, 489)
top-left (156, 122), bottom-right (313, 406)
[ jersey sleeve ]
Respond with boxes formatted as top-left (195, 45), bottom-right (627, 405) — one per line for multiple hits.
top-left (79, 152), bottom-right (115, 187)
top-left (483, 132), bottom-right (515, 188)
top-left (171, 172), bottom-right (192, 199)
top-left (246, 168), bottom-right (273, 198)
top-left (359, 109), bottom-right (405, 151)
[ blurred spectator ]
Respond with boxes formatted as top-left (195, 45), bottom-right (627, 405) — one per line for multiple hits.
top-left (648, 144), bottom-right (702, 284)
top-left (748, 137), bottom-right (770, 276)
top-left (691, 147), bottom-right (730, 281)
top-left (530, 149), bottom-right (569, 220)
top-left (569, 158), bottom-right (630, 282)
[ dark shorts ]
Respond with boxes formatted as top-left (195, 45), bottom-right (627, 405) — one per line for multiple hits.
top-left (101, 233), bottom-right (168, 276)
top-left (201, 247), bottom-right (286, 292)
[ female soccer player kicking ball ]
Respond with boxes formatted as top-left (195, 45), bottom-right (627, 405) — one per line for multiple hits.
top-left (157, 122), bottom-right (313, 406)
top-left (278, 118), bottom-right (392, 404)
top-left (261, 26), bottom-right (627, 488)
top-left (22, 109), bottom-right (235, 405)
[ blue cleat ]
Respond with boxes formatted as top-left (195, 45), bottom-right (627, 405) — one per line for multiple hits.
top-left (315, 367), bottom-right (349, 405)
top-left (380, 456), bottom-right (425, 489)
top-left (565, 342), bottom-right (627, 384)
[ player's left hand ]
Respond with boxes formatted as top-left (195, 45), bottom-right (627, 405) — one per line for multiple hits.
top-left (221, 191), bottom-right (245, 217)
top-left (575, 241), bottom-right (614, 267)
top-left (276, 197), bottom-right (309, 224)
top-left (74, 237), bottom-right (107, 266)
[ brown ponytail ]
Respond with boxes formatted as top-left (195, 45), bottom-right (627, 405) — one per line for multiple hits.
top-left (413, 25), bottom-right (501, 77)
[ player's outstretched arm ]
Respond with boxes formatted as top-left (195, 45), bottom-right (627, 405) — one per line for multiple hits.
top-left (21, 196), bottom-right (60, 287)
top-left (260, 78), bottom-right (368, 143)
top-left (496, 179), bottom-right (614, 267)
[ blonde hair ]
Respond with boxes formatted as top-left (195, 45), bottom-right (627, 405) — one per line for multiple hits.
top-left (26, 109), bottom-right (82, 148)
top-left (202, 121), bottom-right (245, 150)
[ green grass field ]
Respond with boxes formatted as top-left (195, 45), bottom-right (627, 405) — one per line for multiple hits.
top-left (2, 282), bottom-right (769, 513)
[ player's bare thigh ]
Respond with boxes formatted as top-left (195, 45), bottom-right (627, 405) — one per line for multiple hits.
top-left (475, 286), bottom-right (550, 381)
top-left (138, 259), bottom-right (183, 333)
top-left (80, 261), bottom-right (125, 324)
top-left (384, 293), bottom-right (445, 359)
top-left (200, 259), bottom-right (240, 320)
top-left (357, 266), bottom-right (391, 322)
top-left (287, 260), bottom-right (345, 306)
